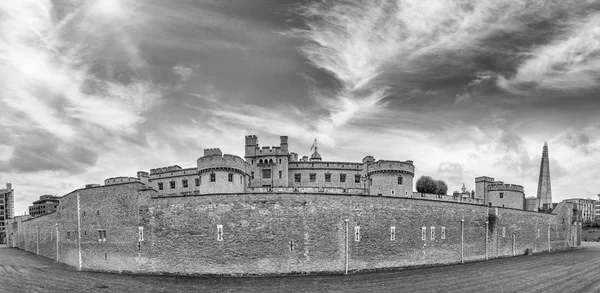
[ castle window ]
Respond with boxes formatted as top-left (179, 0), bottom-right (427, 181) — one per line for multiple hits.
top-left (269, 159), bottom-right (273, 164)
top-left (294, 174), bottom-right (301, 183)
top-left (278, 171), bottom-right (282, 179)
top-left (259, 159), bottom-right (263, 165)
top-left (262, 169), bottom-right (271, 179)
top-left (422, 227), bottom-right (426, 240)
top-left (441, 227), bottom-right (446, 239)
top-left (325, 173), bottom-right (331, 182)
top-left (309, 173), bottom-right (316, 182)
top-left (170, 181), bottom-right (175, 189)
top-left (354, 226), bottom-right (360, 242)
top-left (67, 231), bottom-right (70, 240)
top-left (138, 226), bottom-right (144, 242)
top-left (217, 225), bottom-right (223, 241)
top-left (251, 172), bottom-right (254, 179)
top-left (279, 159), bottom-right (282, 164)
top-left (537, 229), bottom-right (540, 238)
top-left (500, 192), bottom-right (504, 198)
top-left (210, 173), bottom-right (216, 182)
top-left (390, 226), bottom-right (396, 241)
top-left (228, 173), bottom-right (233, 182)
top-left (182, 179), bottom-right (188, 188)
top-left (340, 174), bottom-right (346, 183)
top-left (355, 174), bottom-right (361, 183)
top-left (195, 178), bottom-right (200, 187)
top-left (251, 159), bottom-right (254, 164)
top-left (430, 226), bottom-right (435, 239)
top-left (158, 182), bottom-right (163, 190)
top-left (502, 227), bottom-right (506, 237)
top-left (391, 190), bottom-right (395, 195)
top-left (398, 176), bottom-right (403, 185)
top-left (98, 230), bottom-right (106, 243)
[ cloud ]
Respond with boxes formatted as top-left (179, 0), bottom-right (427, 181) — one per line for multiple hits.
top-left (499, 12), bottom-right (600, 93)
top-left (563, 131), bottom-right (596, 155)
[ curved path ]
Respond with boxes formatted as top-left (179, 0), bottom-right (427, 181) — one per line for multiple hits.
top-left (1, 243), bottom-right (599, 293)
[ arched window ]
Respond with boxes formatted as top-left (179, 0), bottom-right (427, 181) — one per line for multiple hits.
top-left (269, 159), bottom-right (273, 164)
top-left (259, 159), bottom-right (263, 165)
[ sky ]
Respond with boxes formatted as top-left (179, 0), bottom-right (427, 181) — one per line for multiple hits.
top-left (1, 0), bottom-right (600, 216)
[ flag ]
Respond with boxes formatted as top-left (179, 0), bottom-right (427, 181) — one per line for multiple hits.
top-left (310, 138), bottom-right (317, 152)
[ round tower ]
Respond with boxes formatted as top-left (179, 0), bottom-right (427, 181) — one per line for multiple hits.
top-left (197, 149), bottom-right (250, 194)
top-left (366, 160), bottom-right (415, 197)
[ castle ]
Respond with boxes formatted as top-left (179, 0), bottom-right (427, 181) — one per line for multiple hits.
top-left (5, 135), bottom-right (581, 276)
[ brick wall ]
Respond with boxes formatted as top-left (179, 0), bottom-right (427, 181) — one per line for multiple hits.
top-left (8, 188), bottom-right (577, 276)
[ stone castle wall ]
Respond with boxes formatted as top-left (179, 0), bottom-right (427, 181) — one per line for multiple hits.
top-left (7, 183), bottom-right (577, 276)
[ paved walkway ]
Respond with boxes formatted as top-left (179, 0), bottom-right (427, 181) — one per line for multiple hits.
top-left (1, 243), bottom-right (599, 293)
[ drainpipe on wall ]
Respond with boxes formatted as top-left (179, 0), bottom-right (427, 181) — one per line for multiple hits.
top-left (55, 223), bottom-right (59, 262)
top-left (36, 226), bottom-right (39, 255)
top-left (547, 224), bottom-right (551, 252)
top-left (485, 221), bottom-right (488, 260)
top-left (512, 234), bottom-right (515, 256)
top-left (461, 219), bottom-right (464, 264)
top-left (77, 192), bottom-right (82, 270)
top-left (345, 219), bottom-right (349, 274)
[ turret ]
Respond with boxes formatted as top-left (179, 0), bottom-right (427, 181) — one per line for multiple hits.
top-left (245, 135), bottom-right (258, 157)
top-left (280, 136), bottom-right (288, 154)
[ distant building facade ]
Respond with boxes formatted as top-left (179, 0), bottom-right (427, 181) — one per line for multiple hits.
top-left (452, 183), bottom-right (475, 201)
top-left (0, 183), bottom-right (14, 244)
top-left (597, 194), bottom-right (600, 220)
top-left (563, 198), bottom-right (598, 222)
top-left (28, 195), bottom-right (60, 217)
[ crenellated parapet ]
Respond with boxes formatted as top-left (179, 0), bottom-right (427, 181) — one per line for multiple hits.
top-left (150, 165), bottom-right (183, 175)
top-left (104, 177), bottom-right (140, 185)
top-left (197, 153), bottom-right (250, 175)
top-left (487, 183), bottom-right (525, 193)
top-left (366, 160), bottom-right (415, 176)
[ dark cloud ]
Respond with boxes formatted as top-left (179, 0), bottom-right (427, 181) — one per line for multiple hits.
top-left (0, 131), bottom-right (98, 174)
top-left (564, 132), bottom-right (595, 155)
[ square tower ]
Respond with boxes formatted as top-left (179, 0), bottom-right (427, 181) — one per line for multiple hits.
top-left (475, 176), bottom-right (494, 205)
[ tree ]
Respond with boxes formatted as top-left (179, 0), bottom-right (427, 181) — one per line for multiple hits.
top-left (416, 176), bottom-right (437, 194)
top-left (436, 180), bottom-right (448, 195)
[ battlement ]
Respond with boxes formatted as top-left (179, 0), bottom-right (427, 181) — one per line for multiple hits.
top-left (362, 156), bottom-right (375, 163)
top-left (487, 183), bottom-right (525, 192)
top-left (150, 165), bottom-right (182, 175)
top-left (104, 177), bottom-right (140, 185)
top-left (204, 148), bottom-right (223, 157)
top-left (289, 161), bottom-right (363, 170)
top-left (137, 171), bottom-right (149, 178)
top-left (366, 160), bottom-right (415, 175)
top-left (245, 135), bottom-right (258, 146)
top-left (84, 184), bottom-right (100, 189)
top-left (197, 153), bottom-right (249, 174)
top-left (475, 176), bottom-right (495, 182)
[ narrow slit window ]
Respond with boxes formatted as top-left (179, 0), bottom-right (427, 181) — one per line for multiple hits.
top-left (354, 226), bottom-right (360, 242)
top-left (217, 225), bottom-right (223, 241)
top-left (138, 226), bottom-right (144, 242)
top-left (441, 226), bottom-right (446, 239)
top-left (430, 226), bottom-right (435, 239)
top-left (421, 226), bottom-right (426, 240)
top-left (390, 226), bottom-right (396, 241)
top-left (502, 227), bottom-right (506, 237)
top-left (537, 229), bottom-right (540, 238)
top-left (289, 240), bottom-right (295, 251)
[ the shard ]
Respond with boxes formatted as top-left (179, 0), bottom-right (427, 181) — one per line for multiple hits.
top-left (536, 142), bottom-right (552, 210)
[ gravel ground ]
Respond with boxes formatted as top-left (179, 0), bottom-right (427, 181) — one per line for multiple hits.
top-left (1, 243), bottom-right (599, 293)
